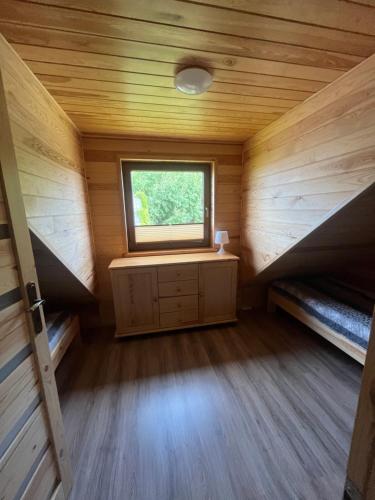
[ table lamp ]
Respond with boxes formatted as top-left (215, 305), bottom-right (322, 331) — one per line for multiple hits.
top-left (215, 230), bottom-right (229, 255)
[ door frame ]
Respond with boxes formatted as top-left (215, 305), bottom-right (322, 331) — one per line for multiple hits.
top-left (345, 308), bottom-right (375, 499)
top-left (0, 69), bottom-right (72, 496)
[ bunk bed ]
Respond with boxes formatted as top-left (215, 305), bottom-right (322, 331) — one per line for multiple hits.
top-left (45, 310), bottom-right (80, 370)
top-left (268, 276), bottom-right (374, 365)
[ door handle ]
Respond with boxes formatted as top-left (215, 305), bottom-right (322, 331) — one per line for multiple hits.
top-left (28, 298), bottom-right (46, 313)
top-left (26, 282), bottom-right (46, 334)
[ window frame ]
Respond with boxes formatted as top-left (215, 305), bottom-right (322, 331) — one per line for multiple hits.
top-left (121, 160), bottom-right (213, 252)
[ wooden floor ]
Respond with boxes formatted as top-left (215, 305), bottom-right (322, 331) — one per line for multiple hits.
top-left (58, 310), bottom-right (362, 500)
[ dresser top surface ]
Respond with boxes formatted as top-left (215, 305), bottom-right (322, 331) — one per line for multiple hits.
top-left (109, 252), bottom-right (239, 270)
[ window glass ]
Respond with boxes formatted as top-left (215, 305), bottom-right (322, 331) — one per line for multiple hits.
top-left (122, 162), bottom-right (212, 251)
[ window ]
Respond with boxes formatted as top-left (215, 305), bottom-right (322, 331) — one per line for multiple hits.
top-left (122, 161), bottom-right (212, 252)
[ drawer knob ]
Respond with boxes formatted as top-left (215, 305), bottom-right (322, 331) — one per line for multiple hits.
top-left (177, 288), bottom-right (181, 292)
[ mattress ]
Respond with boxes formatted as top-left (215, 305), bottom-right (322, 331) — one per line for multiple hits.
top-left (271, 276), bottom-right (374, 349)
top-left (45, 310), bottom-right (73, 351)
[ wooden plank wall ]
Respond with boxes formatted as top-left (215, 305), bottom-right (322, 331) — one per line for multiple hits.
top-left (82, 136), bottom-right (242, 322)
top-left (0, 181), bottom-right (61, 500)
top-left (254, 183), bottom-right (375, 283)
top-left (241, 53), bottom-right (375, 287)
top-left (239, 208), bottom-right (375, 316)
top-left (0, 35), bottom-right (95, 295)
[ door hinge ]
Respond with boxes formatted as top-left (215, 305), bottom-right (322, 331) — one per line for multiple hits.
top-left (26, 282), bottom-right (46, 335)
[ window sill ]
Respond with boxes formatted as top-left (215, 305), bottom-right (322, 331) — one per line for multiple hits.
top-left (123, 247), bottom-right (216, 258)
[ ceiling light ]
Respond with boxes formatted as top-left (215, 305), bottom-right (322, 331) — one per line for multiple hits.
top-left (175, 67), bottom-right (213, 95)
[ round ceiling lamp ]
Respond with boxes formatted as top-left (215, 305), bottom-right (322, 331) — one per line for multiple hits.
top-left (175, 67), bottom-right (213, 95)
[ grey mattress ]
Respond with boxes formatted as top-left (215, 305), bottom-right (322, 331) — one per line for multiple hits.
top-left (46, 310), bottom-right (72, 351)
top-left (271, 276), bottom-right (374, 349)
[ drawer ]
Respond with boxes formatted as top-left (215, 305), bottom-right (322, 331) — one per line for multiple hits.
top-left (158, 279), bottom-right (198, 297)
top-left (158, 264), bottom-right (198, 283)
top-left (159, 295), bottom-right (198, 314)
top-left (160, 308), bottom-right (198, 328)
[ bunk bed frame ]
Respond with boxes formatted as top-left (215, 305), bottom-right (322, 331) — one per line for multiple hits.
top-left (46, 312), bottom-right (80, 370)
top-left (268, 288), bottom-right (367, 365)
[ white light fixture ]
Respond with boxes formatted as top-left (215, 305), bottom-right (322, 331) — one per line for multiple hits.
top-left (215, 230), bottom-right (230, 255)
top-left (175, 67), bottom-right (213, 95)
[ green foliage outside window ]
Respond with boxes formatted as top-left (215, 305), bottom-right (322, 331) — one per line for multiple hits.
top-left (134, 190), bottom-right (150, 225)
top-left (131, 170), bottom-right (204, 226)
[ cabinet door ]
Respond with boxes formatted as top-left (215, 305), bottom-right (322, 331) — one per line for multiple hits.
top-left (111, 267), bottom-right (159, 335)
top-left (199, 261), bottom-right (237, 323)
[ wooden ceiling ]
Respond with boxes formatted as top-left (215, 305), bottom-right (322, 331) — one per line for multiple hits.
top-left (1, 0), bottom-right (375, 142)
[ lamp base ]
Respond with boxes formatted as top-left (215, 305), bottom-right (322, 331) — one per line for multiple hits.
top-left (216, 244), bottom-right (226, 255)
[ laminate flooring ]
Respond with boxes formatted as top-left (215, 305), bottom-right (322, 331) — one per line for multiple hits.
top-left (58, 310), bottom-right (362, 500)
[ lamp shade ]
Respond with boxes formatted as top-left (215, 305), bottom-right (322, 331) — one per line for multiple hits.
top-left (215, 230), bottom-right (229, 245)
top-left (175, 67), bottom-right (213, 95)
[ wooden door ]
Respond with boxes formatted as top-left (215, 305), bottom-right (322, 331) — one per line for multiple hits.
top-left (0, 72), bottom-right (71, 499)
top-left (199, 261), bottom-right (237, 323)
top-left (111, 267), bottom-right (159, 335)
top-left (345, 310), bottom-right (375, 500)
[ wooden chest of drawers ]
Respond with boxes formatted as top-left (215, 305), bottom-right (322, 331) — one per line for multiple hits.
top-left (109, 252), bottom-right (239, 337)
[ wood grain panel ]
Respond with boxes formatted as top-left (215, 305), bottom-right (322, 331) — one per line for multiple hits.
top-left (248, 184), bottom-right (375, 286)
top-left (25, 61), bottom-right (313, 102)
top-left (0, 355), bottom-right (39, 447)
top-left (0, 35), bottom-right (95, 297)
top-left (2, 0), bottom-right (374, 140)
top-left (0, 1), bottom-right (360, 70)
top-left (83, 136), bottom-right (242, 323)
top-left (36, 76), bottom-right (300, 110)
top-left (24, 0), bottom-right (375, 56)
top-left (203, 0), bottom-right (375, 36)
top-left (241, 53), bottom-right (375, 286)
top-left (8, 41), bottom-right (332, 87)
top-left (20, 447), bottom-right (58, 500)
top-left (0, 405), bottom-right (49, 500)
top-left (0, 313), bottom-right (29, 373)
